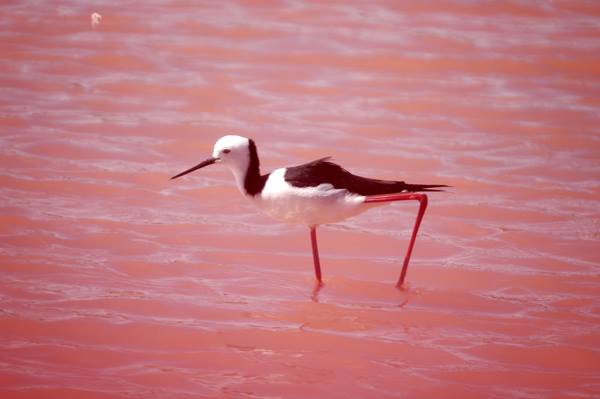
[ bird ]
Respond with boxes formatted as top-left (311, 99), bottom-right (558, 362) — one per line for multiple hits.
top-left (171, 135), bottom-right (447, 287)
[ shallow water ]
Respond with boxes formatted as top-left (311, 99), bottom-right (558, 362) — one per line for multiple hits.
top-left (1, 1), bottom-right (600, 398)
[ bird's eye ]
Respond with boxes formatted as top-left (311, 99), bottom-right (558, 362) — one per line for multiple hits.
top-left (222, 149), bottom-right (231, 154)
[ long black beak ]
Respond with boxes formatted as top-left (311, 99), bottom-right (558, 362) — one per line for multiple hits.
top-left (171, 157), bottom-right (218, 180)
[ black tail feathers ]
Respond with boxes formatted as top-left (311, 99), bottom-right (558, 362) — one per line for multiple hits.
top-left (403, 184), bottom-right (449, 192)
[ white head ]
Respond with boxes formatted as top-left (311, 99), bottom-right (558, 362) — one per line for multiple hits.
top-left (171, 135), bottom-right (259, 195)
top-left (212, 135), bottom-right (251, 171)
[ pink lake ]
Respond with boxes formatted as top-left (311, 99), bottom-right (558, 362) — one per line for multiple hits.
top-left (1, 1), bottom-right (599, 398)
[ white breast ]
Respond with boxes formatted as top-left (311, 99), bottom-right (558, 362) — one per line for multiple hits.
top-left (252, 168), bottom-right (370, 226)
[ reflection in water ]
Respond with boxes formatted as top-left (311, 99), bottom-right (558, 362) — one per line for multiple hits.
top-left (1, 1), bottom-right (599, 398)
top-left (311, 280), bottom-right (324, 303)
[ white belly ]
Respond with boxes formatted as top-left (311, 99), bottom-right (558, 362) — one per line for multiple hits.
top-left (254, 168), bottom-right (371, 226)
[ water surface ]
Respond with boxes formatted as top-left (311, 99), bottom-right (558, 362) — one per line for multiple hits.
top-left (1, 1), bottom-right (599, 398)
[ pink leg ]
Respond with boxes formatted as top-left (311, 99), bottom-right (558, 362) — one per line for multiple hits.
top-left (364, 193), bottom-right (428, 287)
top-left (309, 226), bottom-right (322, 282)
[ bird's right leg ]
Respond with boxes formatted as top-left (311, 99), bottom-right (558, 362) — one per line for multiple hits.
top-left (364, 193), bottom-right (428, 287)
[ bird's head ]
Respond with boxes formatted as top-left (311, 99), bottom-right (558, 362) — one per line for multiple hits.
top-left (171, 135), bottom-right (254, 180)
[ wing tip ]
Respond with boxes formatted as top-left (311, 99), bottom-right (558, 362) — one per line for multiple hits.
top-left (409, 184), bottom-right (451, 192)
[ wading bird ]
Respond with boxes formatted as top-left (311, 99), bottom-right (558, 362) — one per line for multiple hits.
top-left (172, 135), bottom-right (446, 287)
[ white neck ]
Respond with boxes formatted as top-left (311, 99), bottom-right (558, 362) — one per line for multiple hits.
top-left (223, 152), bottom-right (251, 196)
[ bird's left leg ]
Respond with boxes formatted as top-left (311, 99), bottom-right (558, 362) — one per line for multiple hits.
top-left (309, 225), bottom-right (322, 282)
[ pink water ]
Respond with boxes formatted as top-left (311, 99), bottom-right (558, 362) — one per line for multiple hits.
top-left (1, 1), bottom-right (600, 398)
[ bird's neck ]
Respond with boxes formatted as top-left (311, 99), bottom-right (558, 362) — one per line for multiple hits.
top-left (243, 139), bottom-right (264, 196)
top-left (243, 161), bottom-right (263, 197)
top-left (228, 139), bottom-right (265, 197)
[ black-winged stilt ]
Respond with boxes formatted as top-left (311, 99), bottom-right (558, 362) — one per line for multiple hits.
top-left (171, 135), bottom-right (447, 287)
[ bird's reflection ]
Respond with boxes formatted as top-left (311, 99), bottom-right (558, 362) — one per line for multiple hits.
top-left (311, 280), bottom-right (324, 302)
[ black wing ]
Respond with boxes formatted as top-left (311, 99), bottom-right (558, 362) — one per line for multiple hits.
top-left (284, 157), bottom-right (447, 196)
